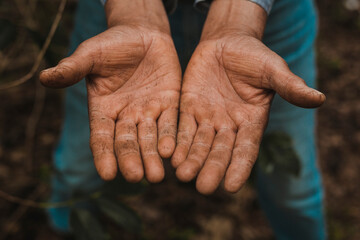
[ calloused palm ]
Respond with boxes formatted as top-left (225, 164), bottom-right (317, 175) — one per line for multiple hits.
top-left (172, 34), bottom-right (325, 194)
top-left (40, 26), bottom-right (181, 183)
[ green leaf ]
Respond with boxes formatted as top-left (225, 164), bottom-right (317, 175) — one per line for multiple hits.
top-left (95, 197), bottom-right (142, 234)
top-left (0, 19), bottom-right (17, 50)
top-left (167, 227), bottom-right (197, 240)
top-left (257, 132), bottom-right (301, 177)
top-left (70, 208), bottom-right (110, 240)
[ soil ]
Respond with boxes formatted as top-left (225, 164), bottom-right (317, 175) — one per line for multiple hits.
top-left (0, 0), bottom-right (359, 239)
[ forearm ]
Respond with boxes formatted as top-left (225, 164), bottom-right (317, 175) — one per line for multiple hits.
top-left (105, 0), bottom-right (170, 34)
top-left (201, 0), bottom-right (267, 41)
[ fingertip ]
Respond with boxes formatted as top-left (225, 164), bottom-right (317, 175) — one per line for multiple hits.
top-left (158, 136), bottom-right (176, 159)
top-left (122, 168), bottom-right (144, 183)
top-left (119, 156), bottom-right (144, 183)
top-left (303, 90), bottom-right (327, 108)
top-left (271, 67), bottom-right (327, 109)
top-left (195, 163), bottom-right (226, 195)
top-left (39, 65), bottom-right (72, 88)
top-left (321, 92), bottom-right (326, 101)
top-left (171, 146), bottom-right (186, 168)
top-left (96, 158), bottom-right (118, 181)
top-left (99, 168), bottom-right (117, 181)
top-left (39, 68), bottom-right (54, 86)
top-left (171, 155), bottom-right (181, 168)
top-left (145, 166), bottom-right (165, 183)
top-left (142, 153), bottom-right (165, 184)
top-left (224, 177), bottom-right (243, 194)
top-left (318, 92), bottom-right (326, 106)
top-left (175, 161), bottom-right (198, 182)
top-left (223, 161), bottom-right (252, 194)
top-left (196, 177), bottom-right (217, 195)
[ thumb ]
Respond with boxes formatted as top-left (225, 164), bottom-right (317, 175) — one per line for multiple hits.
top-left (268, 59), bottom-right (326, 108)
top-left (39, 43), bottom-right (94, 88)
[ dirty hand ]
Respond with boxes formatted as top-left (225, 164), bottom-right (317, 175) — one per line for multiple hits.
top-left (172, 0), bottom-right (325, 194)
top-left (40, 0), bottom-right (181, 183)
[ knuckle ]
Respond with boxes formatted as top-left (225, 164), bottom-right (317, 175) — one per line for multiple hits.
top-left (115, 140), bottom-right (139, 156)
top-left (192, 142), bottom-right (212, 150)
top-left (207, 159), bottom-right (226, 169)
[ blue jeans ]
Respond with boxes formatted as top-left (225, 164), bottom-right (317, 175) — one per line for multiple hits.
top-left (48, 0), bottom-right (326, 239)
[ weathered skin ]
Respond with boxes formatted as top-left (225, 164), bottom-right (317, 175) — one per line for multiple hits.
top-left (40, 0), bottom-right (325, 194)
top-left (40, 0), bottom-right (181, 183)
top-left (172, 0), bottom-right (325, 195)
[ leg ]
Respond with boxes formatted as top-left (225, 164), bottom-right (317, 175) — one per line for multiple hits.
top-left (255, 0), bottom-right (326, 239)
top-left (48, 0), bottom-right (107, 232)
top-left (256, 50), bottom-right (326, 239)
top-left (48, 81), bottom-right (103, 232)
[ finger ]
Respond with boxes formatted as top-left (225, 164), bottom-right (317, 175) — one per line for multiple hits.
top-left (171, 113), bottom-right (197, 168)
top-left (114, 119), bottom-right (144, 183)
top-left (138, 118), bottom-right (164, 183)
top-left (39, 41), bottom-right (94, 88)
top-left (157, 108), bottom-right (178, 158)
top-left (176, 124), bottom-right (215, 182)
top-left (268, 59), bottom-right (326, 108)
top-left (224, 123), bottom-right (265, 193)
top-left (89, 113), bottom-right (117, 181)
top-left (196, 128), bottom-right (236, 195)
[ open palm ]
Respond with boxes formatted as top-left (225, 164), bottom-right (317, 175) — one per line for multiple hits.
top-left (40, 26), bottom-right (181, 183)
top-left (172, 34), bottom-right (325, 194)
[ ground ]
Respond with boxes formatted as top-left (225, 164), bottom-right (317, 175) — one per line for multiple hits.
top-left (0, 0), bottom-right (359, 239)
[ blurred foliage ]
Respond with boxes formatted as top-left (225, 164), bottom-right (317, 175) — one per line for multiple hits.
top-left (70, 176), bottom-right (146, 240)
top-left (317, 54), bottom-right (343, 77)
top-left (70, 208), bottom-right (110, 240)
top-left (0, 19), bottom-right (17, 50)
top-left (0, 0), bottom-right (76, 83)
top-left (94, 198), bottom-right (142, 234)
top-left (257, 132), bottom-right (301, 177)
top-left (37, 163), bottom-right (52, 183)
top-left (167, 227), bottom-right (197, 240)
top-left (0, 1), bottom-right (148, 239)
top-left (319, 0), bottom-right (360, 29)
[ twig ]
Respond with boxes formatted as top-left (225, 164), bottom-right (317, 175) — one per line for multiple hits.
top-left (0, 185), bottom-right (46, 240)
top-left (0, 30), bottom-right (28, 76)
top-left (14, 0), bottom-right (37, 30)
top-left (25, 78), bottom-right (46, 171)
top-left (0, 189), bottom-right (102, 209)
top-left (28, 0), bottom-right (39, 16)
top-left (0, 0), bottom-right (67, 90)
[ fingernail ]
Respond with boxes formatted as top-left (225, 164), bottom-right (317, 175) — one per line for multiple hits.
top-left (314, 89), bottom-right (326, 102)
top-left (320, 93), bottom-right (326, 102)
top-left (313, 89), bottom-right (323, 95)
top-left (41, 67), bottom-right (56, 73)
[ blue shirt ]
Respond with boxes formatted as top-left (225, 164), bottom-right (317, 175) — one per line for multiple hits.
top-left (100, 0), bottom-right (275, 15)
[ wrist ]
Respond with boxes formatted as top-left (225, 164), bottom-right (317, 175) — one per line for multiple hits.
top-left (105, 0), bottom-right (171, 34)
top-left (200, 0), bottom-right (267, 41)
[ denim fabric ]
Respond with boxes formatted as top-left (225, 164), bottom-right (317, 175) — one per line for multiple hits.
top-left (48, 0), bottom-right (326, 238)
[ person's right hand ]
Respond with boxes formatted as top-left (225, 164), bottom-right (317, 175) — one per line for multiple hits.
top-left (39, 0), bottom-right (181, 183)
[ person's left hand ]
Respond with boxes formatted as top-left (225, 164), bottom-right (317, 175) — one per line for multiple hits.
top-left (171, 31), bottom-right (325, 195)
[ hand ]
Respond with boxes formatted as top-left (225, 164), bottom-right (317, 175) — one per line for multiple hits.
top-left (40, 0), bottom-right (181, 183)
top-left (171, 0), bottom-right (325, 194)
